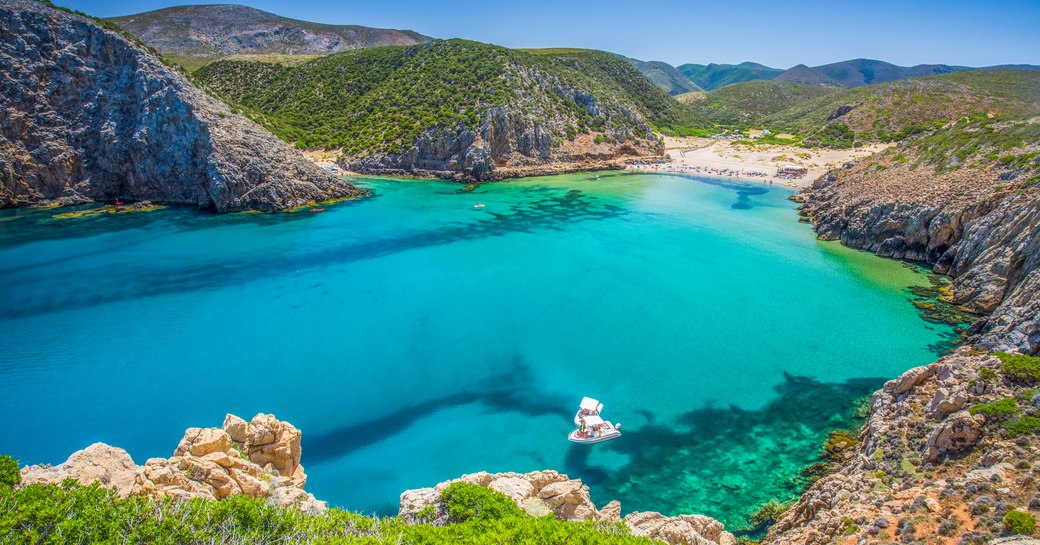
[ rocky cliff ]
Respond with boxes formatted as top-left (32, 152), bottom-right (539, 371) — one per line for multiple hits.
top-left (20, 413), bottom-right (326, 512)
top-left (0, 0), bottom-right (363, 212)
top-left (194, 42), bottom-right (692, 182)
top-left (765, 348), bottom-right (1040, 545)
top-left (799, 124), bottom-right (1040, 354)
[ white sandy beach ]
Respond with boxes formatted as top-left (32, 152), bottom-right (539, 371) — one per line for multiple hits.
top-left (628, 137), bottom-right (891, 188)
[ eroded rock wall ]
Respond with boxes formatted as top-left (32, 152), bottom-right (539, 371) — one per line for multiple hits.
top-left (0, 0), bottom-right (362, 211)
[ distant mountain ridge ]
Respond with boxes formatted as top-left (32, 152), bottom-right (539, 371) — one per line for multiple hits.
top-left (674, 58), bottom-right (1040, 90)
top-left (109, 4), bottom-right (431, 66)
top-left (617, 55), bottom-right (702, 95)
top-left (678, 62), bottom-right (784, 91)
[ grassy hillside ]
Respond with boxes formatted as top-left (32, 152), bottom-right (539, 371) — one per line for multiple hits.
top-left (677, 80), bottom-right (839, 127)
top-left (0, 477), bottom-right (654, 544)
top-left (761, 70), bottom-right (1040, 146)
top-left (619, 56), bottom-right (702, 95)
top-left (195, 40), bottom-right (714, 154)
top-left (678, 62), bottom-right (783, 91)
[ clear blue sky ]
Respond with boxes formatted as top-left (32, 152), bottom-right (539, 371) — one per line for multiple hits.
top-left (59, 0), bottom-right (1040, 68)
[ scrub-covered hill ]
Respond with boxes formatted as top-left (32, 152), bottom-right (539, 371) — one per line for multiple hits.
top-left (196, 41), bottom-right (714, 180)
top-left (677, 80), bottom-right (839, 127)
top-left (109, 4), bottom-right (430, 70)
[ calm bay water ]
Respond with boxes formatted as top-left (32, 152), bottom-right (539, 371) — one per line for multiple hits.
top-left (0, 172), bottom-right (956, 529)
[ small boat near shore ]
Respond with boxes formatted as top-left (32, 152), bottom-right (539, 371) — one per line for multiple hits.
top-left (569, 396), bottom-right (621, 444)
top-left (473, 203), bottom-right (486, 210)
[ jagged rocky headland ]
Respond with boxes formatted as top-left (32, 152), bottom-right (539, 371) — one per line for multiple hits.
top-left (0, 0), bottom-right (363, 212)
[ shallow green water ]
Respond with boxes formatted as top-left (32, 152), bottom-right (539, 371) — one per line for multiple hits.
top-left (0, 172), bottom-right (958, 531)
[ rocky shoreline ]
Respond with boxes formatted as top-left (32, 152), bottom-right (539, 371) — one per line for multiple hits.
top-left (798, 159), bottom-right (1039, 355)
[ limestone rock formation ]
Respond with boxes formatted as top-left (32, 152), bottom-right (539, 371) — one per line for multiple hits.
top-left (398, 470), bottom-right (736, 545)
top-left (19, 443), bottom-right (140, 496)
top-left (801, 157), bottom-right (1040, 354)
top-left (765, 348), bottom-right (1040, 545)
top-left (0, 0), bottom-right (363, 211)
top-left (19, 413), bottom-right (324, 513)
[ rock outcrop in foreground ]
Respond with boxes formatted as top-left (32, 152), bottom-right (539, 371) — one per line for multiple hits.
top-left (399, 470), bottom-right (736, 545)
top-left (20, 413), bottom-right (325, 513)
top-left (0, 0), bottom-right (363, 212)
top-left (766, 348), bottom-right (1040, 545)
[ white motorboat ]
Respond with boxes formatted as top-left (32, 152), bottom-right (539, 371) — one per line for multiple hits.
top-left (573, 396), bottom-right (603, 426)
top-left (568, 414), bottom-right (622, 444)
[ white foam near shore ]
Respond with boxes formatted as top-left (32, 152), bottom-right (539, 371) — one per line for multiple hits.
top-left (629, 137), bottom-right (890, 187)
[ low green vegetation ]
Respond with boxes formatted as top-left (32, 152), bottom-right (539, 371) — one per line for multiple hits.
top-left (997, 352), bottom-right (1040, 384)
top-left (195, 40), bottom-right (715, 154)
top-left (0, 478), bottom-right (652, 544)
top-left (678, 80), bottom-right (837, 128)
top-left (0, 455), bottom-right (19, 488)
top-left (802, 123), bottom-right (855, 149)
top-left (1005, 416), bottom-right (1040, 438)
top-left (746, 499), bottom-right (790, 531)
top-left (969, 398), bottom-right (1019, 420)
top-left (1004, 510), bottom-right (1038, 535)
top-left (821, 429), bottom-right (860, 461)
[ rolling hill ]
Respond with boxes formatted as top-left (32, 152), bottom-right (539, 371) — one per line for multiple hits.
top-left (676, 80), bottom-right (839, 126)
top-left (108, 4), bottom-right (431, 70)
top-left (761, 69), bottom-right (1040, 146)
top-left (773, 59), bottom-right (971, 87)
top-left (618, 55), bottom-right (702, 95)
top-left (677, 62), bottom-right (784, 91)
top-left (195, 41), bottom-right (713, 179)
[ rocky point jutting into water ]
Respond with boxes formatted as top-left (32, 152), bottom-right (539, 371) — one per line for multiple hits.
top-left (0, 0), bottom-right (362, 212)
top-left (798, 131), bottom-right (1040, 355)
top-left (765, 348), bottom-right (1040, 545)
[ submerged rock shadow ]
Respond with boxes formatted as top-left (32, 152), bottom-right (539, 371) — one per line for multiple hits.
top-left (1, 188), bottom-right (627, 319)
top-left (304, 354), bottom-right (571, 466)
top-left (563, 372), bottom-right (885, 532)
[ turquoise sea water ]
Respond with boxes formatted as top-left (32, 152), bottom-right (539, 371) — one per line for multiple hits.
top-left (0, 172), bottom-right (957, 530)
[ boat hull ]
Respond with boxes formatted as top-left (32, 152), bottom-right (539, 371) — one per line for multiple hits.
top-left (567, 429), bottom-right (621, 444)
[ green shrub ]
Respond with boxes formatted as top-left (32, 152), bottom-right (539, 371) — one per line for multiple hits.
top-left (997, 353), bottom-right (1040, 384)
top-left (748, 499), bottom-right (790, 529)
top-left (980, 368), bottom-right (998, 382)
top-left (0, 455), bottom-right (18, 488)
top-left (969, 398), bottom-right (1018, 420)
top-left (1005, 416), bottom-right (1040, 438)
top-left (1004, 510), bottom-right (1037, 535)
top-left (440, 482), bottom-right (523, 523)
top-left (0, 479), bottom-right (651, 544)
top-left (821, 429), bottom-right (859, 461)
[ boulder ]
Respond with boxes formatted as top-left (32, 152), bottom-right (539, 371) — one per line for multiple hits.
top-left (924, 410), bottom-right (983, 462)
top-left (222, 414), bottom-right (249, 444)
top-left (174, 428), bottom-right (232, 458)
top-left (20, 443), bottom-right (140, 496)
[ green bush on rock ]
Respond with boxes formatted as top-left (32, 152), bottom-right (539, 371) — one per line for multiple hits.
top-left (1004, 510), bottom-right (1037, 535)
top-left (969, 398), bottom-right (1019, 420)
top-left (997, 353), bottom-right (1040, 384)
top-left (0, 455), bottom-right (19, 488)
top-left (1005, 416), bottom-right (1040, 438)
top-left (0, 477), bottom-right (654, 544)
top-left (441, 482), bottom-right (523, 522)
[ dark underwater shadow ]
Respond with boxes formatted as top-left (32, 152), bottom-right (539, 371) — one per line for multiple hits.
top-left (1, 188), bottom-right (627, 319)
top-left (303, 354), bottom-right (572, 466)
top-left (563, 372), bottom-right (885, 532)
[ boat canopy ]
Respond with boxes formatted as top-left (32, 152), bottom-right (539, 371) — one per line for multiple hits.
top-left (582, 415), bottom-right (605, 426)
top-left (580, 397), bottom-right (601, 411)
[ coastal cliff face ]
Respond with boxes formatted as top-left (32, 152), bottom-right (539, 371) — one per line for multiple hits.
top-left (765, 348), bottom-right (1040, 545)
top-left (801, 151), bottom-right (1039, 354)
top-left (194, 42), bottom-right (681, 183)
top-left (0, 0), bottom-right (363, 212)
